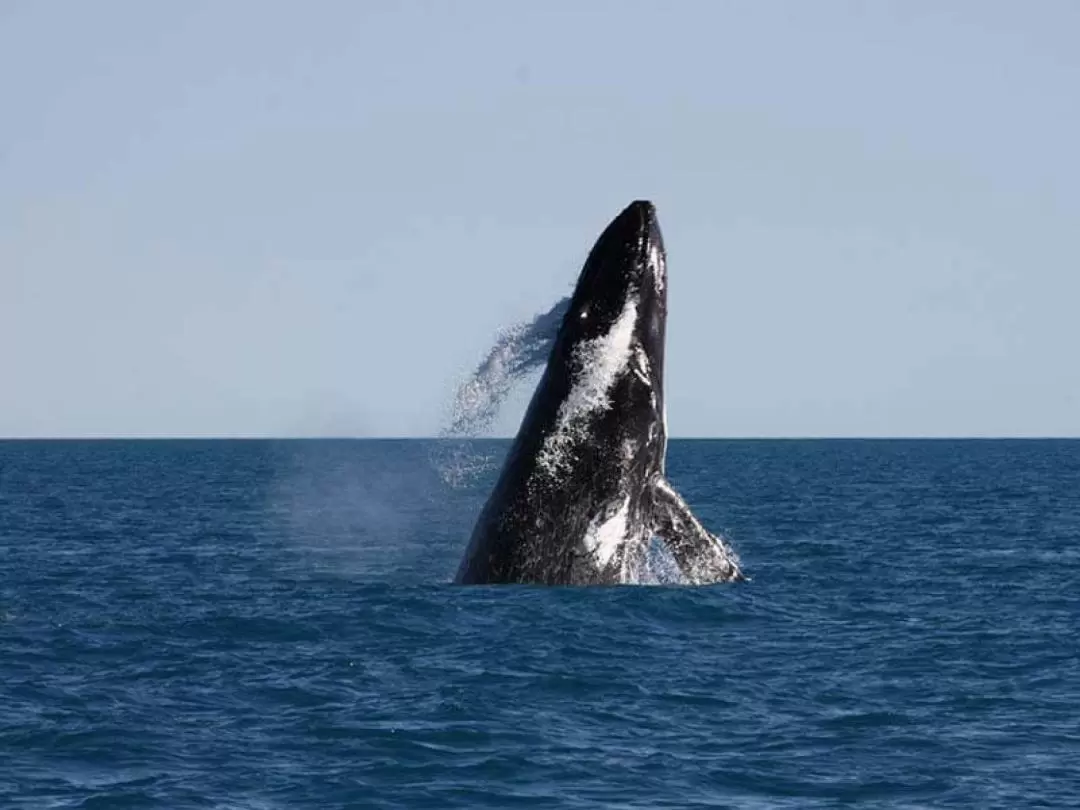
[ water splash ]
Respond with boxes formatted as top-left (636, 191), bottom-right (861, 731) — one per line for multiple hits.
top-left (433, 297), bottom-right (570, 487)
top-left (642, 536), bottom-right (686, 585)
top-left (430, 442), bottom-right (501, 490)
top-left (443, 297), bottom-right (569, 437)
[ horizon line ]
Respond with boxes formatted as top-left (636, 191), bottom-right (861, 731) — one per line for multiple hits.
top-left (2, 435), bottom-right (1079, 441)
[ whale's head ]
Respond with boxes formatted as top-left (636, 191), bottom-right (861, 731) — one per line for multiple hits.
top-left (554, 200), bottom-right (667, 399)
top-left (533, 199), bottom-right (669, 485)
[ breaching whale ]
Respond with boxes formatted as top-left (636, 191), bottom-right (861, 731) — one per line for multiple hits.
top-left (455, 201), bottom-right (744, 585)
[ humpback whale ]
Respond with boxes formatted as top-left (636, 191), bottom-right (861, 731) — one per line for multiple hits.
top-left (455, 201), bottom-right (743, 585)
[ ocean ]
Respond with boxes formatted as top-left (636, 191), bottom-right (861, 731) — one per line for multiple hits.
top-left (2, 439), bottom-right (1078, 809)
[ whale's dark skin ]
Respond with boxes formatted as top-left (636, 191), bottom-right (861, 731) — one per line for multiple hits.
top-left (455, 201), bottom-right (743, 585)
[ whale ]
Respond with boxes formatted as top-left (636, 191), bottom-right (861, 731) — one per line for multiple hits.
top-left (455, 201), bottom-right (743, 585)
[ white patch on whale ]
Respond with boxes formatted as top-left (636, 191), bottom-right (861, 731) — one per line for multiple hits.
top-left (583, 496), bottom-right (631, 567)
top-left (632, 345), bottom-right (652, 385)
top-left (537, 294), bottom-right (639, 475)
top-left (649, 242), bottom-right (665, 294)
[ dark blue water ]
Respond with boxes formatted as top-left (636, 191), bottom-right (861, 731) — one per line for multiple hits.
top-left (2, 440), bottom-right (1078, 809)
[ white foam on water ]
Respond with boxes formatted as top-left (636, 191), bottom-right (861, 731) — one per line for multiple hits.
top-left (641, 536), bottom-right (685, 585)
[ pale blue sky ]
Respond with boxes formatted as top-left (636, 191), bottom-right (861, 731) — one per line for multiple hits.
top-left (2, 1), bottom-right (1078, 437)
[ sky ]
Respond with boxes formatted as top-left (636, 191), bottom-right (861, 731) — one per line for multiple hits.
top-left (2, 1), bottom-right (1078, 438)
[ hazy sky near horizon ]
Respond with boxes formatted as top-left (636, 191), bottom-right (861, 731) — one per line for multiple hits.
top-left (2, 1), bottom-right (1078, 437)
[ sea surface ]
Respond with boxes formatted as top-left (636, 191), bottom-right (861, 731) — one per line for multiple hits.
top-left (2, 439), bottom-right (1078, 809)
